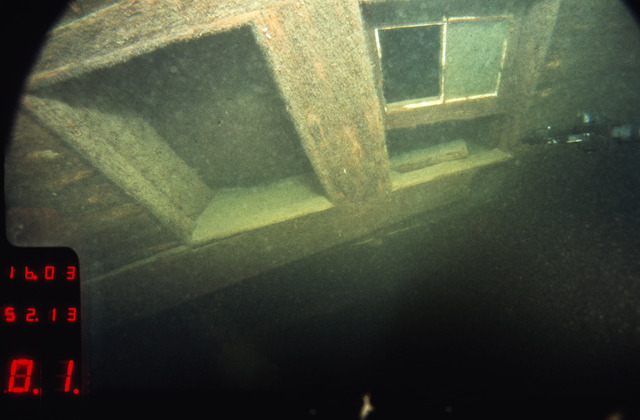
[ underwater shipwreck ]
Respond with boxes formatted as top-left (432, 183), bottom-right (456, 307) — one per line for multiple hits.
top-left (4, 0), bottom-right (640, 415)
top-left (6, 0), bottom-right (568, 317)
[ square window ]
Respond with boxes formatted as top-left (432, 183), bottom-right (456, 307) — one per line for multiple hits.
top-left (376, 24), bottom-right (442, 104)
top-left (375, 16), bottom-right (509, 108)
top-left (444, 18), bottom-right (508, 99)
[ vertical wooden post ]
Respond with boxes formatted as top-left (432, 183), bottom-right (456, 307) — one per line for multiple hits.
top-left (498, 0), bottom-right (562, 149)
top-left (22, 95), bottom-right (213, 241)
top-left (254, 1), bottom-right (391, 203)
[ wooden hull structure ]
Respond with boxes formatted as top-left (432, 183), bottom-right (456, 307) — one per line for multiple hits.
top-left (6, 0), bottom-right (560, 320)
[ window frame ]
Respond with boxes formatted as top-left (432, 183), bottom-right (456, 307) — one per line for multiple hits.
top-left (375, 15), bottom-right (511, 113)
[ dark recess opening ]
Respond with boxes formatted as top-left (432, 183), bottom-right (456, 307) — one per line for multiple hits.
top-left (377, 24), bottom-right (442, 103)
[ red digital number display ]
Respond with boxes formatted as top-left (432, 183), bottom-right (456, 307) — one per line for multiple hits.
top-left (7, 358), bottom-right (35, 394)
top-left (2, 306), bottom-right (78, 324)
top-left (66, 266), bottom-right (76, 280)
top-left (24, 266), bottom-right (38, 281)
top-left (60, 360), bottom-right (78, 394)
top-left (8, 265), bottom-right (77, 282)
top-left (3, 306), bottom-right (16, 323)
top-left (25, 307), bottom-right (38, 323)
top-left (44, 266), bottom-right (54, 280)
top-left (67, 307), bottom-right (77, 323)
top-left (1, 247), bottom-right (83, 407)
top-left (3, 358), bottom-right (80, 395)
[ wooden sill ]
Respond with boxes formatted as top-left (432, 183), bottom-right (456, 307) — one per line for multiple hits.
top-left (191, 174), bottom-right (333, 245)
top-left (392, 147), bottom-right (511, 190)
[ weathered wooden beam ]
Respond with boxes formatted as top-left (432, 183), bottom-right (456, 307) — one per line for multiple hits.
top-left (386, 96), bottom-right (503, 130)
top-left (498, 0), bottom-right (561, 148)
top-left (253, 2), bottom-right (391, 203)
top-left (86, 165), bottom-right (471, 322)
top-left (27, 0), bottom-right (287, 90)
top-left (391, 139), bottom-right (469, 173)
top-left (85, 147), bottom-right (511, 322)
top-left (391, 148), bottom-right (511, 190)
top-left (22, 95), bottom-right (213, 240)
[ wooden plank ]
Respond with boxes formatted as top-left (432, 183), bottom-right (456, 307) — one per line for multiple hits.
top-left (86, 172), bottom-right (469, 322)
top-left (386, 96), bottom-right (503, 129)
top-left (5, 111), bottom-right (168, 255)
top-left (22, 95), bottom-right (213, 240)
top-left (497, 0), bottom-right (561, 148)
top-left (253, 2), bottom-right (391, 203)
top-left (192, 174), bottom-right (332, 244)
top-left (84, 147), bottom-right (511, 321)
top-left (390, 139), bottom-right (469, 173)
top-left (27, 0), bottom-right (287, 90)
top-left (391, 148), bottom-right (511, 190)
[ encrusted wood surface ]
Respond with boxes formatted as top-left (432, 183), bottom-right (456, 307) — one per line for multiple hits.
top-left (8, 0), bottom-right (567, 294)
top-left (87, 167), bottom-right (476, 321)
top-left (497, 0), bottom-right (562, 148)
top-left (391, 140), bottom-right (469, 173)
top-left (22, 95), bottom-right (213, 239)
top-left (27, 0), bottom-right (287, 90)
top-left (253, 2), bottom-right (391, 202)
